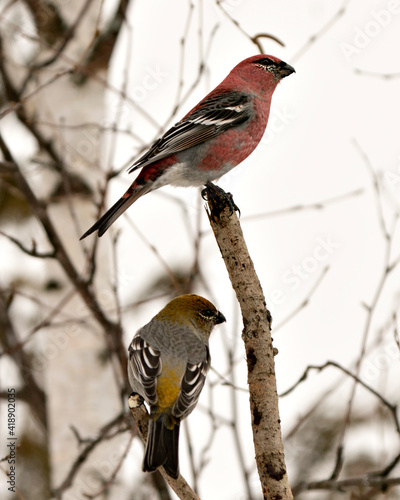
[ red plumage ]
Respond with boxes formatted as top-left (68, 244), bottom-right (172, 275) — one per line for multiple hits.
top-left (80, 55), bottom-right (295, 239)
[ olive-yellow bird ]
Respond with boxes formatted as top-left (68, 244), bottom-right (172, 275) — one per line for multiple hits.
top-left (128, 294), bottom-right (225, 478)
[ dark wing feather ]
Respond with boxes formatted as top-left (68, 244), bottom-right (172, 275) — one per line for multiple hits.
top-left (128, 336), bottom-right (162, 405)
top-left (172, 347), bottom-right (211, 419)
top-left (128, 92), bottom-right (253, 173)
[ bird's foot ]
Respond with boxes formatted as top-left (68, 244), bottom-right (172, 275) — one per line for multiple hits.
top-left (128, 392), bottom-right (145, 409)
top-left (201, 181), bottom-right (240, 218)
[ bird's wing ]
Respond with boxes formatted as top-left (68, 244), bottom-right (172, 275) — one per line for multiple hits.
top-left (128, 336), bottom-right (162, 405)
top-left (172, 347), bottom-right (211, 419)
top-left (128, 91), bottom-right (253, 173)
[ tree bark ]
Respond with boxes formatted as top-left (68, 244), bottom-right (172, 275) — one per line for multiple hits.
top-left (204, 183), bottom-right (293, 500)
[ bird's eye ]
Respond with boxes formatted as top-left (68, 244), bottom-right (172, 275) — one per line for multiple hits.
top-left (200, 309), bottom-right (215, 319)
top-left (254, 57), bottom-right (274, 67)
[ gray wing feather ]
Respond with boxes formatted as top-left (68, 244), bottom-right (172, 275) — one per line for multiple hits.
top-left (172, 347), bottom-right (211, 419)
top-left (128, 92), bottom-right (253, 173)
top-left (128, 336), bottom-right (161, 405)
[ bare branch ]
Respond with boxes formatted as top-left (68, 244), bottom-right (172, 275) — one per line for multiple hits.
top-left (125, 217), bottom-right (187, 295)
top-left (128, 395), bottom-right (199, 500)
top-left (0, 21), bottom-right (158, 129)
top-left (274, 265), bottom-right (330, 332)
top-left (52, 412), bottom-right (129, 499)
top-left (355, 68), bottom-right (400, 79)
top-left (0, 231), bottom-right (56, 258)
top-left (243, 188), bottom-right (364, 222)
top-left (83, 431), bottom-right (134, 499)
top-left (325, 141), bottom-right (400, 481)
top-left (204, 183), bottom-right (293, 499)
top-left (215, 1), bottom-right (284, 51)
top-left (28, 0), bottom-right (95, 69)
top-left (0, 134), bottom-right (128, 391)
top-left (291, 0), bottom-right (351, 62)
top-left (280, 360), bottom-right (399, 433)
top-left (294, 474), bottom-right (400, 496)
top-left (353, 138), bottom-right (389, 239)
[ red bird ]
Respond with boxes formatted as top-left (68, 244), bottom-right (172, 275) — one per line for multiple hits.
top-left (80, 55), bottom-right (295, 239)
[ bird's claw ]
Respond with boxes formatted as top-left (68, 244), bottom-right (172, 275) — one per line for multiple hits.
top-left (128, 392), bottom-right (145, 409)
top-left (202, 182), bottom-right (240, 217)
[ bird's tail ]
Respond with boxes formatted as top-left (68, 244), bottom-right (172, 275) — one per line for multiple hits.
top-left (143, 417), bottom-right (180, 479)
top-left (80, 184), bottom-right (149, 239)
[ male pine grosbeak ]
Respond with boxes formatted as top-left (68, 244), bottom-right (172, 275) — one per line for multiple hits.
top-left (81, 55), bottom-right (295, 239)
top-left (128, 294), bottom-right (225, 479)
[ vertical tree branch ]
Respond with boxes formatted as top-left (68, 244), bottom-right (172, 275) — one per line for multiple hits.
top-left (204, 184), bottom-right (293, 500)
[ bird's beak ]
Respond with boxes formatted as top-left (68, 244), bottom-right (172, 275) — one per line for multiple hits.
top-left (278, 61), bottom-right (295, 78)
top-left (215, 311), bottom-right (226, 324)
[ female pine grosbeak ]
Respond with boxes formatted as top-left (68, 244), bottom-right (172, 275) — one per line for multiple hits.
top-left (81, 55), bottom-right (295, 239)
top-left (128, 294), bottom-right (225, 478)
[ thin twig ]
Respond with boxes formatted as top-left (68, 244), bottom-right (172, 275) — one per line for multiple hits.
top-left (0, 231), bottom-right (56, 258)
top-left (83, 431), bottom-right (134, 499)
top-left (243, 189), bottom-right (364, 222)
top-left (291, 0), bottom-right (351, 62)
top-left (279, 360), bottom-right (399, 434)
top-left (322, 141), bottom-right (400, 481)
top-left (274, 265), bottom-right (330, 332)
top-left (215, 0), bottom-right (284, 50)
top-left (294, 474), bottom-right (400, 495)
top-left (0, 136), bottom-right (128, 391)
top-left (52, 412), bottom-right (128, 499)
top-left (355, 68), bottom-right (400, 80)
top-left (30, 0), bottom-right (96, 69)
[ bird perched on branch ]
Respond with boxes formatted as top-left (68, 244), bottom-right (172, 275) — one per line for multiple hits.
top-left (80, 54), bottom-right (295, 239)
top-left (128, 294), bottom-right (225, 479)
